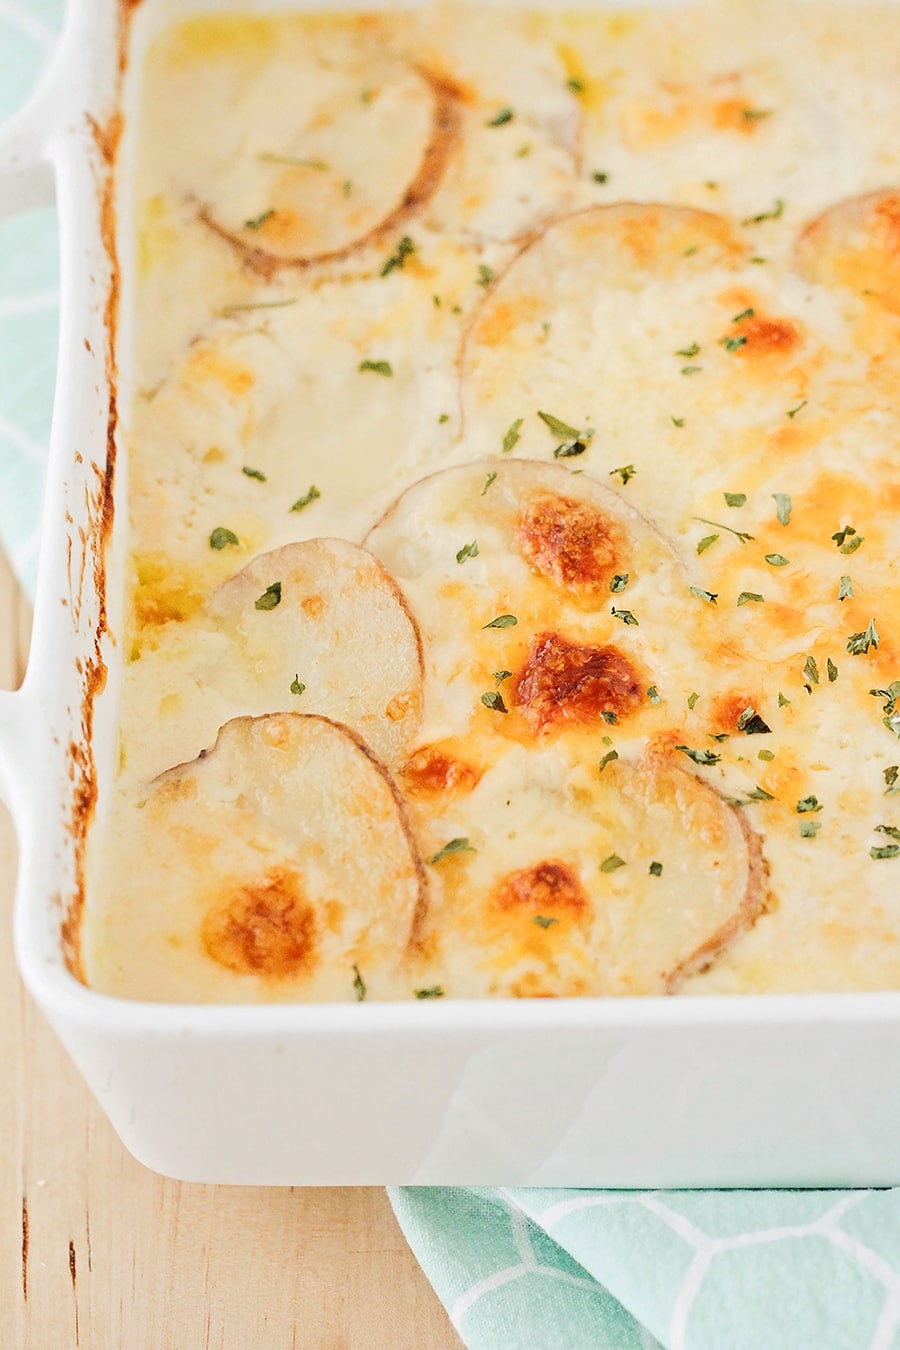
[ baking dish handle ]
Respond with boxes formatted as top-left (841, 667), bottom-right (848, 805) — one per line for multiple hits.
top-left (0, 689), bottom-right (34, 819)
top-left (0, 85), bottom-right (58, 219)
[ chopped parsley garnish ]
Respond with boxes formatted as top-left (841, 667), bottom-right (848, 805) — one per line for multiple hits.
top-left (290, 676), bottom-right (306, 696)
top-left (610, 574), bottom-right (630, 593)
top-left (352, 964), bottom-right (367, 1001)
top-left (721, 335), bottom-right (748, 353)
top-left (871, 844), bottom-right (900, 860)
top-left (477, 264), bottom-right (496, 289)
top-left (538, 410), bottom-right (595, 458)
top-left (758, 748), bottom-right (775, 761)
top-left (359, 360), bottom-right (393, 376)
top-left (676, 745), bottom-right (721, 766)
top-left (870, 683), bottom-right (900, 721)
top-left (258, 152), bottom-right (329, 170)
top-left (533, 914), bottom-right (558, 929)
top-left (599, 749), bottom-right (619, 773)
top-left (414, 987), bottom-right (445, 999)
top-left (254, 582), bottom-right (282, 611)
top-left (487, 106), bottom-right (514, 127)
top-left (690, 586), bottom-right (718, 604)
top-left (875, 825), bottom-right (900, 842)
top-left (697, 534), bottom-right (719, 555)
top-left (748, 785), bottom-right (776, 801)
top-left (381, 235), bottom-right (415, 276)
top-left (827, 658), bottom-right (839, 683)
top-left (742, 108), bottom-right (773, 121)
top-left (646, 685), bottom-right (662, 705)
top-left (600, 854), bottom-right (626, 873)
top-left (838, 575), bottom-right (854, 602)
top-left (738, 592), bottom-right (765, 606)
top-left (481, 691), bottom-right (508, 713)
top-left (688, 692), bottom-right (700, 710)
top-left (242, 466), bottom-right (266, 481)
top-left (502, 418), bottom-right (524, 454)
top-left (694, 517), bottom-right (754, 543)
top-left (428, 838), bottom-right (474, 866)
top-left (610, 465), bottom-right (636, 485)
top-left (832, 524), bottom-right (860, 549)
top-left (803, 655), bottom-right (820, 686)
top-left (778, 692), bottom-right (791, 707)
top-left (773, 493), bottom-right (792, 526)
top-left (732, 308), bottom-right (755, 323)
top-left (676, 342), bottom-right (700, 358)
top-left (681, 365), bottom-right (703, 376)
top-left (884, 766), bottom-right (900, 794)
top-left (800, 820), bottom-right (822, 839)
top-left (439, 413), bottom-right (450, 424)
top-left (592, 171), bottom-right (608, 184)
top-left (494, 670), bottom-right (512, 685)
top-left (672, 417), bottom-right (685, 428)
top-left (766, 554), bottom-right (789, 567)
top-left (741, 197), bottom-right (785, 226)
top-left (243, 208), bottom-right (275, 230)
top-left (611, 607), bottom-right (639, 626)
top-left (796, 795), bottom-right (823, 814)
top-left (724, 492), bottom-right (747, 507)
top-left (847, 619), bottom-right (879, 655)
top-left (649, 861), bottom-right (663, 877)
top-left (483, 614), bottom-right (518, 629)
top-left (567, 76), bottom-right (586, 92)
top-left (456, 541), bottom-right (479, 564)
top-left (786, 400), bottom-right (808, 419)
top-left (290, 485), bottom-right (321, 513)
top-left (737, 706), bottom-right (772, 734)
top-left (481, 471), bottom-right (498, 496)
top-left (209, 526), bottom-right (239, 550)
top-left (602, 710), bottom-right (618, 725)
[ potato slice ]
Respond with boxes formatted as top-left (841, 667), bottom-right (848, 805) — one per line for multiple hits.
top-left (410, 743), bottom-right (767, 998)
top-left (796, 190), bottom-right (900, 316)
top-left (85, 714), bottom-right (426, 1003)
top-left (365, 459), bottom-right (703, 745)
top-left (185, 32), bottom-right (461, 273)
top-left (122, 538), bottom-right (422, 783)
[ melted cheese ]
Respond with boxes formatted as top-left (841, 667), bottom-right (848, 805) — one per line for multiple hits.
top-left (84, 2), bottom-right (900, 1002)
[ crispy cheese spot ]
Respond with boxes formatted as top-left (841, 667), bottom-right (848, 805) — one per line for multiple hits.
top-left (711, 690), bottom-right (761, 734)
top-left (401, 745), bottom-right (481, 796)
top-left (202, 869), bottom-right (318, 977)
top-left (514, 632), bottom-right (644, 734)
top-left (494, 860), bottom-right (588, 915)
top-left (517, 493), bottom-right (625, 595)
top-left (737, 313), bottom-right (801, 357)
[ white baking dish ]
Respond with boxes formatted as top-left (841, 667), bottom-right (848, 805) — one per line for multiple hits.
top-left (3, 0), bottom-right (900, 1187)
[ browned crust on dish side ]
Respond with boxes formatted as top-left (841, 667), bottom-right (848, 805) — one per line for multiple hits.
top-left (664, 807), bottom-right (770, 993)
top-left (198, 68), bottom-right (463, 278)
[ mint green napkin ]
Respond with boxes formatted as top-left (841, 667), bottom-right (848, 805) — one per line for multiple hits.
top-left (3, 8), bottom-right (897, 1348)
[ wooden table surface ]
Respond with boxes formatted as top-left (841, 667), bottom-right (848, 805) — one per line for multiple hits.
top-left (0, 550), bottom-right (461, 1350)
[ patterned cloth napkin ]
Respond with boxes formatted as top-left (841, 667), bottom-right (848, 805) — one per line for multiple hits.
top-left (3, 6), bottom-right (899, 1348)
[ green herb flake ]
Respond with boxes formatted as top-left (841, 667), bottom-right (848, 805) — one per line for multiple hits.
top-left (257, 153), bottom-right (330, 171)
top-left (697, 534), bottom-right (719, 555)
top-left (481, 471), bottom-right (498, 496)
top-left (646, 685), bottom-right (662, 705)
top-left (610, 464), bottom-right (636, 485)
top-left (243, 208), bottom-right (275, 231)
top-left (773, 493), bottom-right (792, 526)
top-left (611, 607), bottom-right (639, 626)
top-left (649, 861), bottom-right (663, 877)
top-left (414, 986), bottom-right (445, 999)
top-left (567, 76), bottom-right (586, 92)
top-left (533, 915), bottom-right (559, 930)
top-left (688, 692), bottom-right (700, 710)
top-left (290, 676), bottom-right (306, 696)
top-left (599, 749), bottom-right (619, 773)
top-left (481, 691), bottom-right (508, 714)
top-left (456, 541), bottom-right (479, 564)
top-left (352, 964), bottom-right (367, 1001)
top-left (847, 619), bottom-right (879, 656)
top-left (681, 365), bottom-right (703, 376)
top-left (676, 745), bottom-right (721, 766)
top-left (487, 106), bottom-right (514, 127)
top-left (690, 586), bottom-right (718, 604)
top-left (778, 691), bottom-right (791, 707)
top-left (672, 417), bottom-right (685, 428)
top-left (724, 492), bottom-right (747, 507)
top-left (219, 298), bottom-right (299, 316)
top-left (600, 854), bottom-right (626, 874)
top-left (209, 526), bottom-right (239, 550)
top-left (538, 409), bottom-right (595, 459)
top-left (885, 766), bottom-right (900, 795)
top-left (602, 710), bottom-right (618, 725)
top-left (721, 335), bottom-right (748, 353)
top-left (758, 748), bottom-right (775, 761)
top-left (592, 171), bottom-right (609, 184)
top-left (803, 655), bottom-right (820, 686)
top-left (742, 107), bottom-right (773, 121)
top-left (839, 575), bottom-right (854, 602)
top-left (876, 825), bottom-right (900, 842)
top-left (290, 485), bottom-right (321, 513)
top-left (676, 342), bottom-right (700, 358)
top-left (750, 255), bottom-right (768, 264)
top-left (872, 844), bottom-right (900, 859)
top-left (359, 359), bottom-right (393, 376)
top-left (477, 264), bottom-right (496, 289)
top-left (242, 466), bottom-right (266, 481)
top-left (502, 418), bottom-right (524, 454)
top-left (766, 554), bottom-right (790, 567)
top-left (438, 413), bottom-right (450, 424)
top-left (254, 582), bottom-right (282, 611)
top-left (483, 613), bottom-right (518, 629)
top-left (827, 658), bottom-right (839, 683)
top-left (694, 516), bottom-right (754, 543)
top-left (800, 819), bottom-right (822, 839)
top-left (738, 592), bottom-right (765, 606)
top-left (609, 573), bottom-right (630, 593)
top-left (796, 795), bottom-right (823, 814)
top-left (380, 235), bottom-right (415, 276)
top-left (737, 706), bottom-right (772, 735)
top-left (732, 308), bottom-right (755, 323)
top-left (428, 838), bottom-right (474, 866)
top-left (786, 400), bottom-right (808, 419)
top-left (741, 197), bottom-right (785, 227)
top-left (748, 785), bottom-right (776, 801)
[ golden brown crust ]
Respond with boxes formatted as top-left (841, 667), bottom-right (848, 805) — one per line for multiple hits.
top-left (516, 492), bottom-right (626, 595)
top-left (493, 860), bottom-right (589, 916)
top-left (513, 632), bottom-right (645, 735)
top-left (202, 868), bottom-right (319, 977)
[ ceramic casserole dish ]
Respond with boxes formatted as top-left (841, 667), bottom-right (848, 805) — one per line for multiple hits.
top-left (2, 0), bottom-right (900, 1186)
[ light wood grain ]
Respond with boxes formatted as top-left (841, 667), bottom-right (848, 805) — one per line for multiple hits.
top-left (0, 549), bottom-right (460, 1350)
